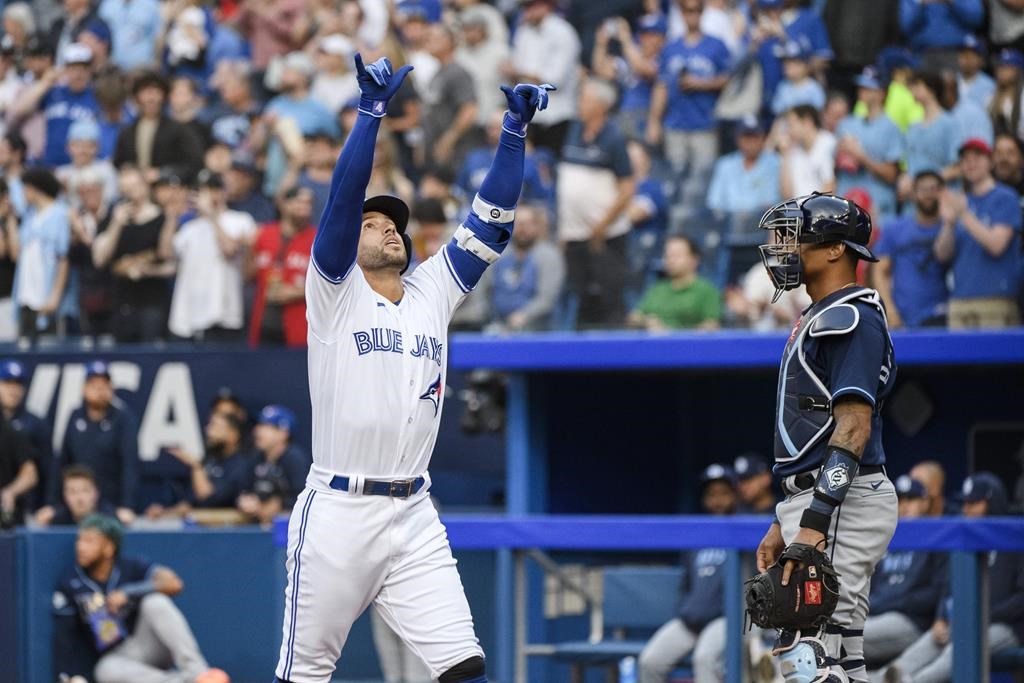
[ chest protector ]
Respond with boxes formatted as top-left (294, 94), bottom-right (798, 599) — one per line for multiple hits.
top-left (774, 287), bottom-right (889, 464)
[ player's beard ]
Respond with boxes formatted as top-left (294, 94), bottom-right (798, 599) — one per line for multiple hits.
top-left (359, 243), bottom-right (406, 271)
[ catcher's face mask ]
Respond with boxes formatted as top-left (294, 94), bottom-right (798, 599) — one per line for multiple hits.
top-left (758, 197), bottom-right (807, 303)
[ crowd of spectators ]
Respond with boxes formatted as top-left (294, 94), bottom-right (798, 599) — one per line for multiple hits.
top-left (0, 0), bottom-right (1021, 345)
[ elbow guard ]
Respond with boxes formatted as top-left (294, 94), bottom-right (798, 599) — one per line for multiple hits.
top-left (443, 194), bottom-right (515, 291)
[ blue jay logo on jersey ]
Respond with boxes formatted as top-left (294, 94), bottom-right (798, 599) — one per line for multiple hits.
top-left (419, 374), bottom-right (442, 416)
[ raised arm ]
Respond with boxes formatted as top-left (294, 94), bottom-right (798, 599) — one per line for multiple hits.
top-left (442, 83), bottom-right (555, 292)
top-left (311, 55), bottom-right (413, 282)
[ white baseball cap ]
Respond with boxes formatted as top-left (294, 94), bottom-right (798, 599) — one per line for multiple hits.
top-left (64, 42), bottom-right (94, 66)
top-left (319, 34), bottom-right (355, 59)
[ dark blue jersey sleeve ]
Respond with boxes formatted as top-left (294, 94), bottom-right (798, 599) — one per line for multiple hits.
top-left (311, 112), bottom-right (383, 282)
top-left (820, 306), bottom-right (888, 408)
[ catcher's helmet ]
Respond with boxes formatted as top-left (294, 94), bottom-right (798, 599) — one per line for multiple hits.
top-left (757, 193), bottom-right (876, 302)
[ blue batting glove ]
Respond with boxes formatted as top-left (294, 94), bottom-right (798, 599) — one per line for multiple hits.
top-left (500, 83), bottom-right (556, 136)
top-left (355, 53), bottom-right (414, 117)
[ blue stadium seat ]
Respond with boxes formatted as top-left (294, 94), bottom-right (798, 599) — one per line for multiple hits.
top-left (550, 566), bottom-right (691, 681)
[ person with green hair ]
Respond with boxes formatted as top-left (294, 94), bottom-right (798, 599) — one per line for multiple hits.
top-left (52, 514), bottom-right (229, 683)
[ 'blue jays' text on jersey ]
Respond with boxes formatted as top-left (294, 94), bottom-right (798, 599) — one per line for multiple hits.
top-left (773, 287), bottom-right (896, 477)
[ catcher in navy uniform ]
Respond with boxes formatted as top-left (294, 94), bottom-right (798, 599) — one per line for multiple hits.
top-left (745, 193), bottom-right (899, 683)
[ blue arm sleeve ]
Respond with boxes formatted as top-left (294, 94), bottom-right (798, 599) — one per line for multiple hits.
top-left (444, 124), bottom-right (526, 290)
top-left (311, 112), bottom-right (383, 282)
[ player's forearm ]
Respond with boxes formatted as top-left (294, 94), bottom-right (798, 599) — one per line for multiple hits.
top-left (962, 215), bottom-right (1014, 257)
top-left (864, 158), bottom-right (899, 185)
top-left (3, 461), bottom-right (38, 499)
top-left (933, 219), bottom-right (956, 263)
top-left (828, 398), bottom-right (872, 458)
top-left (312, 112), bottom-right (383, 279)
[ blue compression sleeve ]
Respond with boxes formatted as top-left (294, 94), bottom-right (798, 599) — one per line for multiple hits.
top-left (311, 112), bottom-right (382, 282)
top-left (477, 118), bottom-right (526, 214)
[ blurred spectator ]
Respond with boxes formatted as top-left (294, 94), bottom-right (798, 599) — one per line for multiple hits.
top-left (475, 203), bottom-right (565, 332)
top-left (161, 1), bottom-right (210, 79)
top-left (884, 472), bottom-right (1023, 683)
top-left (904, 70), bottom-right (961, 186)
top-left (989, 48), bottom-right (1024, 140)
top-left (419, 165), bottom-right (462, 221)
top-left (910, 460), bottom-right (947, 517)
top-left (724, 257), bottom-right (810, 331)
top-left (0, 131), bottom-right (27, 216)
top-left (78, 16), bottom-right (112, 70)
top-left (899, 0), bottom-right (983, 72)
top-left (993, 132), bottom-right (1024, 195)
top-left (876, 47), bottom-right (925, 134)
top-left (50, 0), bottom-right (111, 66)
top-left (57, 118), bottom-right (118, 206)
top-left (408, 197), bottom-right (449, 267)
top-left (421, 24), bottom-right (479, 172)
top-left (7, 35), bottom-right (54, 163)
top-left (874, 171), bottom-right (948, 329)
top-left (164, 411), bottom-right (254, 511)
top-left (456, 5), bottom-right (510, 129)
top-left (52, 515), bottom-right (227, 682)
top-left (395, 3), bottom-right (440, 97)
top-left (0, 395), bottom-right (37, 526)
top-left (507, 0), bottom-right (581, 152)
top-left (367, 133), bottom-right (416, 206)
top-left (13, 167), bottom-right (69, 341)
top-left (248, 185), bottom-right (315, 347)
top-left (944, 68), bottom-right (994, 148)
top-left (629, 234), bottom-right (721, 331)
top-left (958, 35), bottom-right (994, 107)
top-left (0, 179), bottom-right (17, 342)
top-left (821, 0), bottom-right (899, 94)
top-left (237, 404), bottom-right (311, 525)
top-left (310, 34), bottom-right (359, 116)
top-left (93, 165), bottom-right (175, 342)
top-left (165, 170), bottom-right (256, 342)
top-left (638, 464), bottom-right (737, 683)
top-left (626, 140), bottom-right (669, 293)
top-left (15, 42), bottom-right (100, 167)
top-left (168, 76), bottom-right (212, 148)
top-left (67, 166), bottom-right (113, 337)
top-left (48, 361), bottom-right (137, 524)
top-left (989, 0), bottom-right (1024, 53)
top-left (33, 464), bottom-right (117, 526)
top-left (935, 138), bottom-right (1022, 328)
top-left (821, 91), bottom-right (850, 135)
top-left (233, 0), bottom-right (305, 73)
top-left (647, 0), bottom-right (729, 224)
top-left (706, 115), bottom-right (780, 216)
top-left (778, 104), bottom-right (835, 197)
top-left (733, 452), bottom-right (774, 514)
top-left (558, 77), bottom-right (635, 330)
top-left (259, 51), bottom-right (339, 197)
top-left (863, 475), bottom-right (947, 672)
top-left (770, 40), bottom-right (825, 116)
top-left (93, 66), bottom-right (132, 160)
top-left (1, 4), bottom-right (36, 57)
top-left (227, 152), bottom-right (276, 224)
top-left (98, 0), bottom-right (160, 71)
top-left (457, 111), bottom-right (551, 208)
top-left (453, 0), bottom-right (509, 46)
top-left (592, 14), bottom-right (666, 140)
top-left (113, 70), bottom-right (205, 179)
top-left (203, 61), bottom-right (262, 148)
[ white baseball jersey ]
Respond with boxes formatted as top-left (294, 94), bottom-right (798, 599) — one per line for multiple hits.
top-left (305, 250), bottom-right (467, 477)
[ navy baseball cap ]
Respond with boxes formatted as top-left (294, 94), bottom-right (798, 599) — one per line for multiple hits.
top-left (258, 404), bottom-right (296, 433)
top-left (876, 47), bottom-right (919, 71)
top-left (736, 114), bottom-right (765, 136)
top-left (0, 360), bottom-right (26, 382)
top-left (855, 66), bottom-right (884, 91)
top-left (959, 472), bottom-right (1008, 513)
top-left (637, 13), bottom-right (668, 35)
top-left (701, 463), bottom-right (738, 488)
top-left (85, 360), bottom-right (110, 379)
top-left (997, 48), bottom-right (1024, 69)
top-left (775, 39), bottom-right (810, 61)
top-left (961, 35), bottom-right (987, 57)
top-left (895, 475), bottom-right (926, 499)
top-left (363, 195), bottom-right (410, 235)
top-left (733, 453), bottom-right (770, 479)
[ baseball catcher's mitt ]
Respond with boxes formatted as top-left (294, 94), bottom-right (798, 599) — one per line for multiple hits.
top-left (744, 543), bottom-right (841, 630)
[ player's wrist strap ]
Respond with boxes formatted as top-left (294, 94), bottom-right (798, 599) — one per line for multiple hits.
top-left (358, 98), bottom-right (388, 118)
top-left (502, 111), bottom-right (528, 138)
top-left (800, 446), bottom-right (859, 534)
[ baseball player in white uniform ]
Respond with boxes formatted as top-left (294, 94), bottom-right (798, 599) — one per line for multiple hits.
top-left (273, 54), bottom-right (554, 683)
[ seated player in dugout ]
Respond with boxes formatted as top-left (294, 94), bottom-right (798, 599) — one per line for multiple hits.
top-left (273, 52), bottom-right (554, 683)
top-left (52, 514), bottom-right (228, 683)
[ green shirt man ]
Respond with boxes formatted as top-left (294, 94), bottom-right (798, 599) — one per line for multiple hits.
top-left (630, 235), bottom-right (722, 330)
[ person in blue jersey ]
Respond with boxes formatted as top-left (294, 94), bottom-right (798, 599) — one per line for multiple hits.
top-left (884, 473), bottom-right (1024, 683)
top-left (646, 0), bottom-right (730, 224)
top-left (592, 13), bottom-right (668, 140)
top-left (456, 111), bottom-right (551, 206)
top-left (957, 35), bottom-right (995, 108)
top-left (755, 193), bottom-right (898, 683)
top-left (638, 464), bottom-right (738, 683)
top-left (901, 70), bottom-right (962, 201)
top-left (862, 476), bottom-right (947, 673)
top-left (626, 140), bottom-right (669, 295)
top-left (873, 171), bottom-right (950, 328)
top-left (835, 67), bottom-right (905, 217)
top-left (899, 0), bottom-right (983, 72)
top-left (13, 42), bottom-right (101, 167)
top-left (771, 40), bottom-right (826, 116)
top-left (934, 137), bottom-right (1022, 328)
top-left (706, 114), bottom-right (780, 217)
top-left (272, 52), bottom-right (554, 683)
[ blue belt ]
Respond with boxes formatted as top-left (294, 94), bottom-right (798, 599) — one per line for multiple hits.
top-left (329, 475), bottom-right (425, 499)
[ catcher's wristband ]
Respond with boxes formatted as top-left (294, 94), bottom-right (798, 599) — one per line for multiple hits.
top-left (801, 446), bottom-right (860, 533)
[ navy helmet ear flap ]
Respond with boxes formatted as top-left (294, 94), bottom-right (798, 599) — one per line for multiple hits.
top-left (400, 232), bottom-right (413, 274)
